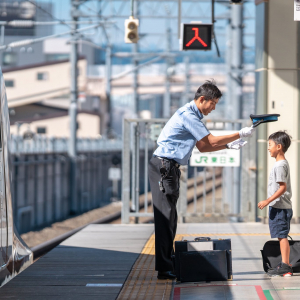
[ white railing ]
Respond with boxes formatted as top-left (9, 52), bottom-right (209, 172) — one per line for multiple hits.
top-left (121, 118), bottom-right (257, 224)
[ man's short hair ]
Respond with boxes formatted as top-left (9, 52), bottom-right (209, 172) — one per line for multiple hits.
top-left (194, 79), bottom-right (222, 101)
top-left (268, 131), bottom-right (292, 153)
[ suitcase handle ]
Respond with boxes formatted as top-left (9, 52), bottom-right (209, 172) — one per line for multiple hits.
top-left (194, 237), bottom-right (211, 241)
top-left (288, 235), bottom-right (293, 241)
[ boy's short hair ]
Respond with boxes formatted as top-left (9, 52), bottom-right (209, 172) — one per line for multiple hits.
top-left (268, 131), bottom-right (292, 153)
top-left (194, 79), bottom-right (222, 101)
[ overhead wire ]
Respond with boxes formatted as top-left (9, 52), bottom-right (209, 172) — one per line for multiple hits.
top-left (28, 0), bottom-right (108, 42)
top-left (27, 0), bottom-right (73, 30)
top-left (79, 1), bottom-right (111, 45)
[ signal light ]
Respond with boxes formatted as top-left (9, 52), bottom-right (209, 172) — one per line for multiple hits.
top-left (124, 17), bottom-right (139, 43)
top-left (180, 23), bottom-right (212, 51)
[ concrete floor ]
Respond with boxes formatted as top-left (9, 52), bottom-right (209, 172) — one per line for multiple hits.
top-left (1, 223), bottom-right (300, 300)
top-left (0, 224), bottom-right (154, 300)
top-left (174, 223), bottom-right (300, 300)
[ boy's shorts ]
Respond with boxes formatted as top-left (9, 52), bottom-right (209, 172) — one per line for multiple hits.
top-left (269, 206), bottom-right (293, 238)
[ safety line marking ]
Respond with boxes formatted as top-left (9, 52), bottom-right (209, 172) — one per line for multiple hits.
top-left (267, 287), bottom-right (300, 291)
top-left (255, 286), bottom-right (268, 300)
top-left (174, 233), bottom-right (300, 236)
top-left (118, 233), bottom-right (300, 299)
top-left (86, 283), bottom-right (123, 287)
top-left (173, 284), bottom-right (268, 300)
top-left (176, 284), bottom-right (237, 289)
top-left (262, 290), bottom-right (274, 300)
top-left (173, 287), bottom-right (180, 300)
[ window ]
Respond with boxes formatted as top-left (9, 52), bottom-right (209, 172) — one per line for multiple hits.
top-left (2, 52), bottom-right (17, 66)
top-left (37, 72), bottom-right (48, 81)
top-left (37, 127), bottom-right (46, 134)
top-left (92, 96), bottom-right (100, 111)
top-left (5, 80), bottom-right (14, 88)
top-left (46, 54), bottom-right (69, 62)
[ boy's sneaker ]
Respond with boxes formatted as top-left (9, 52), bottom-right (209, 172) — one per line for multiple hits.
top-left (266, 262), bottom-right (281, 272)
top-left (267, 262), bottom-right (293, 277)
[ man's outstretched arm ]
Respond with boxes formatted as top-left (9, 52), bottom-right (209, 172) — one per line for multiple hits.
top-left (196, 133), bottom-right (239, 152)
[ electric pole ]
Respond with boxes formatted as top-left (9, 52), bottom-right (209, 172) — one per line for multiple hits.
top-left (224, 14), bottom-right (232, 217)
top-left (231, 3), bottom-right (243, 121)
top-left (133, 45), bottom-right (138, 117)
top-left (182, 55), bottom-right (190, 106)
top-left (163, 27), bottom-right (172, 118)
top-left (231, 2), bottom-right (243, 219)
top-left (106, 44), bottom-right (112, 136)
top-left (69, 0), bottom-right (79, 213)
top-left (132, 0), bottom-right (139, 117)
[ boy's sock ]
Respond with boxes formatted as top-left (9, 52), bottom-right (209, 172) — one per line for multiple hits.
top-left (267, 262), bottom-right (293, 277)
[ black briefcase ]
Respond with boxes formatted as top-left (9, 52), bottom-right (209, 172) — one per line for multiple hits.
top-left (261, 236), bottom-right (300, 273)
top-left (174, 237), bottom-right (232, 282)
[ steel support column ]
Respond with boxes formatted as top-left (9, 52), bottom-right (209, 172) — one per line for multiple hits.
top-left (163, 27), bottom-right (172, 118)
top-left (69, 0), bottom-right (79, 214)
top-left (106, 45), bottom-right (112, 135)
top-left (231, 3), bottom-right (243, 219)
top-left (224, 16), bottom-right (232, 213)
top-left (133, 44), bottom-right (139, 117)
top-left (122, 119), bottom-right (131, 224)
top-left (181, 56), bottom-right (190, 106)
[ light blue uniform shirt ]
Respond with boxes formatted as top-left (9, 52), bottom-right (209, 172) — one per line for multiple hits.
top-left (153, 100), bottom-right (210, 165)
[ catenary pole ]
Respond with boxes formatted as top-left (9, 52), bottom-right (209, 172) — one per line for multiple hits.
top-left (178, 55), bottom-right (189, 222)
top-left (132, 0), bottom-right (139, 118)
top-left (231, 2), bottom-right (243, 219)
top-left (133, 45), bottom-right (138, 117)
top-left (178, 0), bottom-right (181, 39)
top-left (0, 26), bottom-right (4, 45)
top-left (182, 55), bottom-right (190, 106)
top-left (225, 12), bottom-right (232, 216)
top-left (69, 0), bottom-right (80, 213)
top-left (163, 11), bottom-right (172, 118)
top-left (106, 44), bottom-right (112, 135)
top-left (231, 3), bottom-right (243, 121)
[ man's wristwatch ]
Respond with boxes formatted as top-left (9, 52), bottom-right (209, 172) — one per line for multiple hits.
top-left (225, 144), bottom-right (229, 149)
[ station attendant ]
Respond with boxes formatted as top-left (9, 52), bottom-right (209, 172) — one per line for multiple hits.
top-left (148, 80), bottom-right (255, 280)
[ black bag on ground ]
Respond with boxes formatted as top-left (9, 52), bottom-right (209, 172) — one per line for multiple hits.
top-left (261, 235), bottom-right (300, 273)
top-left (174, 237), bottom-right (232, 282)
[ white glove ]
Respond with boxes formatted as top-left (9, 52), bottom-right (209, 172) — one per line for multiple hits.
top-left (227, 139), bottom-right (247, 150)
top-left (239, 126), bottom-right (256, 138)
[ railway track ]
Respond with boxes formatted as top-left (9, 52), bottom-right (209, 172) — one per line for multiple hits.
top-left (31, 170), bottom-right (222, 260)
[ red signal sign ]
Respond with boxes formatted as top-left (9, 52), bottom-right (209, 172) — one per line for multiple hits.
top-left (181, 23), bottom-right (212, 51)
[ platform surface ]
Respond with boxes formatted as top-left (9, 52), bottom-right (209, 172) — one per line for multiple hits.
top-left (1, 223), bottom-right (300, 300)
top-left (173, 223), bottom-right (300, 300)
top-left (0, 224), bottom-right (153, 300)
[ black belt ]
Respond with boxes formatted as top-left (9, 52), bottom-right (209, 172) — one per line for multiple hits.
top-left (153, 155), bottom-right (180, 168)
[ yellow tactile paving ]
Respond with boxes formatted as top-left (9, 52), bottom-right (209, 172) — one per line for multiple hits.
top-left (177, 233), bottom-right (300, 236)
top-left (117, 234), bottom-right (181, 300)
top-left (117, 232), bottom-right (300, 300)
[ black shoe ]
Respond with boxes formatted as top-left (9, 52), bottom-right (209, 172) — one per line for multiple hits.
top-left (157, 271), bottom-right (177, 280)
top-left (266, 262), bottom-right (281, 272)
top-left (267, 262), bottom-right (293, 277)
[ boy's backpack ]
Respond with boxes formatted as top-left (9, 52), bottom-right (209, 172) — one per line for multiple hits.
top-left (261, 236), bottom-right (300, 273)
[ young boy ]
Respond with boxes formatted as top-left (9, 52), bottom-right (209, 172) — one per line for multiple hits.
top-left (258, 131), bottom-right (293, 277)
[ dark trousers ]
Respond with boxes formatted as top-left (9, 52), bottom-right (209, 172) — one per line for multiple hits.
top-left (148, 156), bottom-right (181, 272)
